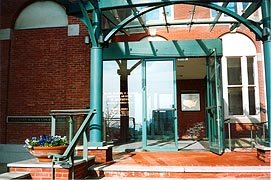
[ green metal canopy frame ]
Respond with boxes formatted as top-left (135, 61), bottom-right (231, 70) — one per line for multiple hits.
top-left (55, 0), bottom-right (271, 147)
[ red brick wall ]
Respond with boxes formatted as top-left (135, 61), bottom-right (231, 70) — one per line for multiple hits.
top-left (177, 79), bottom-right (206, 139)
top-left (174, 4), bottom-right (210, 20)
top-left (0, 40), bottom-right (11, 143)
top-left (5, 26), bottom-right (90, 143)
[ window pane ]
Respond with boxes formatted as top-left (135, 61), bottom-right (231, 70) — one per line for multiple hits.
top-left (165, 5), bottom-right (173, 18)
top-left (145, 9), bottom-right (159, 21)
top-left (227, 3), bottom-right (237, 12)
top-left (248, 87), bottom-right (256, 115)
top-left (242, 2), bottom-right (249, 11)
top-left (228, 87), bottom-right (243, 115)
top-left (247, 57), bottom-right (254, 85)
top-left (227, 57), bottom-right (242, 85)
top-left (211, 2), bottom-right (220, 17)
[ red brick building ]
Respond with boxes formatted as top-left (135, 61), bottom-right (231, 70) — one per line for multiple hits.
top-left (0, 1), bottom-right (268, 152)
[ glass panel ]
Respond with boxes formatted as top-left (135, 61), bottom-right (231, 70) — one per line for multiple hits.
top-left (247, 57), bottom-right (255, 85)
top-left (145, 9), bottom-right (160, 21)
top-left (242, 2), bottom-right (250, 11)
top-left (103, 60), bottom-right (142, 143)
top-left (248, 87), bottom-right (256, 115)
top-left (227, 57), bottom-right (242, 85)
top-left (128, 60), bottom-right (143, 141)
top-left (145, 60), bottom-right (176, 150)
top-left (211, 2), bottom-right (221, 17)
top-left (228, 87), bottom-right (243, 115)
top-left (227, 3), bottom-right (237, 13)
top-left (206, 56), bottom-right (224, 154)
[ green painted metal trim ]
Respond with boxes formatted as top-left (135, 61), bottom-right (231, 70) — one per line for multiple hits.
top-left (57, 1), bottom-right (263, 40)
top-left (98, 0), bottom-right (258, 10)
top-left (103, 39), bottom-right (222, 60)
top-left (77, 1), bottom-right (97, 47)
top-left (173, 59), bottom-right (179, 148)
top-left (206, 50), bottom-right (224, 154)
top-left (230, 2), bottom-right (262, 31)
top-left (60, 0), bottom-right (259, 14)
top-left (192, 2), bottom-right (262, 40)
top-left (104, 5), bottom-right (166, 42)
top-left (101, 1), bottom-right (262, 41)
top-left (142, 59), bottom-right (147, 149)
top-left (262, 0), bottom-right (271, 147)
top-left (89, 47), bottom-right (104, 146)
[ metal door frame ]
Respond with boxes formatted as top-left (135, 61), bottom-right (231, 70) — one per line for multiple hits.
top-left (206, 49), bottom-right (225, 154)
top-left (142, 58), bottom-right (178, 151)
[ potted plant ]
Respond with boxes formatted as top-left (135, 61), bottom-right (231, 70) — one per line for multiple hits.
top-left (25, 134), bottom-right (68, 162)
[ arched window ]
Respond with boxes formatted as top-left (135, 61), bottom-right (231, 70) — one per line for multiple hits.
top-left (15, 1), bottom-right (68, 29)
top-left (221, 33), bottom-right (260, 121)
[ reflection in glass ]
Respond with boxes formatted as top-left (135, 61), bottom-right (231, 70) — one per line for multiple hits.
top-left (228, 87), bottom-right (243, 115)
top-left (145, 60), bottom-right (176, 150)
top-left (248, 87), bottom-right (256, 115)
top-left (103, 60), bottom-right (142, 142)
top-left (227, 57), bottom-right (242, 85)
top-left (247, 57), bottom-right (255, 85)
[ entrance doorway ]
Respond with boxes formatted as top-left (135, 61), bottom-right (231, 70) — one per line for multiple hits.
top-left (102, 39), bottom-right (224, 153)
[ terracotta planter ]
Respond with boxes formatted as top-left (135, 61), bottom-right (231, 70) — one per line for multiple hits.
top-left (28, 145), bottom-right (67, 162)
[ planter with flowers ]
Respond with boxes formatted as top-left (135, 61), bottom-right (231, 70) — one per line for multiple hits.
top-left (25, 134), bottom-right (68, 162)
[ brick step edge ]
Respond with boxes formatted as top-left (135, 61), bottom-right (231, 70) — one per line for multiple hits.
top-left (90, 165), bottom-right (270, 173)
top-left (0, 172), bottom-right (31, 179)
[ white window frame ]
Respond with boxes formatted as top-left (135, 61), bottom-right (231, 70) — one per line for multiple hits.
top-left (222, 56), bottom-right (260, 122)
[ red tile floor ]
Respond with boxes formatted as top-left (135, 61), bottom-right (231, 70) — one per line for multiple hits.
top-left (112, 151), bottom-right (269, 166)
top-left (89, 151), bottom-right (270, 179)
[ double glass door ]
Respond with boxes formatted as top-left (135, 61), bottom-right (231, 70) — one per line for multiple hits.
top-left (142, 59), bottom-right (178, 151)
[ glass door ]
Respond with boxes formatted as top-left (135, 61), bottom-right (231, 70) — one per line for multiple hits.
top-left (142, 59), bottom-right (178, 151)
top-left (206, 50), bottom-right (224, 154)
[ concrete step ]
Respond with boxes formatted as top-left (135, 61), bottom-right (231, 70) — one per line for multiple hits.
top-left (0, 172), bottom-right (31, 179)
top-left (96, 178), bottom-right (270, 180)
top-left (88, 165), bottom-right (271, 179)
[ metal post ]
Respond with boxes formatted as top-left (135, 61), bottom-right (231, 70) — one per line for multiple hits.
top-left (89, 46), bottom-right (104, 146)
top-left (250, 125), bottom-right (253, 148)
top-left (228, 121), bottom-right (231, 151)
top-left (51, 116), bottom-right (56, 136)
top-left (68, 116), bottom-right (73, 143)
top-left (262, 0), bottom-right (271, 147)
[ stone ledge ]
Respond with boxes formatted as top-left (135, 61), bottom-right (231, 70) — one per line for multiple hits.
top-left (0, 172), bottom-right (30, 179)
top-left (76, 146), bottom-right (113, 163)
top-left (256, 145), bottom-right (271, 163)
top-left (7, 156), bottom-right (95, 168)
top-left (76, 145), bottom-right (113, 150)
top-left (256, 145), bottom-right (271, 151)
top-left (92, 165), bottom-right (271, 173)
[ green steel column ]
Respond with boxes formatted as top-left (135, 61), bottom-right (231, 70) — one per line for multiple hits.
top-left (88, 2), bottom-right (104, 146)
top-left (89, 46), bottom-right (104, 146)
top-left (262, 0), bottom-right (271, 146)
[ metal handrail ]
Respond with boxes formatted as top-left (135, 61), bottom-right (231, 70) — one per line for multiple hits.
top-left (224, 119), bottom-right (268, 150)
top-left (254, 121), bottom-right (268, 146)
top-left (49, 109), bottom-right (96, 180)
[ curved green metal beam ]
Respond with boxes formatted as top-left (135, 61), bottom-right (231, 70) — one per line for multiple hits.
top-left (192, 2), bottom-right (263, 39)
top-left (104, 2), bottom-right (263, 42)
top-left (77, 1), bottom-right (98, 47)
top-left (104, 4), bottom-right (171, 42)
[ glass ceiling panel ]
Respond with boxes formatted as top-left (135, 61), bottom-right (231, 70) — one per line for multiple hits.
top-left (101, 3), bottom-right (261, 36)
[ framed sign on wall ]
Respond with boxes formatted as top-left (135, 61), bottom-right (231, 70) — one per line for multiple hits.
top-left (181, 93), bottom-right (200, 111)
